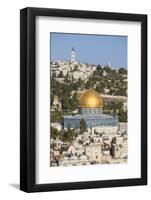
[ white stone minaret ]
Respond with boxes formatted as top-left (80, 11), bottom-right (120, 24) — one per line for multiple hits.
top-left (71, 47), bottom-right (76, 63)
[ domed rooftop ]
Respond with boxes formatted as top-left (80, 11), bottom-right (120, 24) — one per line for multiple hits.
top-left (79, 89), bottom-right (103, 108)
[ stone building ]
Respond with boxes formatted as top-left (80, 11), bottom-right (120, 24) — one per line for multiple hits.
top-left (85, 143), bottom-right (102, 163)
top-left (111, 135), bottom-right (128, 159)
top-left (51, 95), bottom-right (62, 111)
top-left (63, 89), bottom-right (119, 129)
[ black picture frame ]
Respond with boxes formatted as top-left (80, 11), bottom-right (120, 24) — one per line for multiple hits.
top-left (20, 7), bottom-right (147, 193)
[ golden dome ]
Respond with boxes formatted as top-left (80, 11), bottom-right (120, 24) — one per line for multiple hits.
top-left (79, 89), bottom-right (103, 108)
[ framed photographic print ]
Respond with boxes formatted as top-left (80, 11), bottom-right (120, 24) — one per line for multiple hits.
top-left (20, 7), bottom-right (147, 192)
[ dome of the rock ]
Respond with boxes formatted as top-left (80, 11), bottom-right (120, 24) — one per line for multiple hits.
top-left (79, 89), bottom-right (103, 108)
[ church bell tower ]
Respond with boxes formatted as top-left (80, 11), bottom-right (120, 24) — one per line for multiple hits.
top-left (71, 47), bottom-right (76, 63)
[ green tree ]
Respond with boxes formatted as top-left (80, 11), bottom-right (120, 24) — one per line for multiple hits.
top-left (96, 84), bottom-right (104, 93)
top-left (51, 126), bottom-right (59, 139)
top-left (118, 110), bottom-right (127, 122)
top-left (60, 125), bottom-right (77, 142)
top-left (62, 98), bottom-right (69, 111)
top-left (85, 81), bottom-right (91, 89)
top-left (66, 125), bottom-right (72, 141)
top-left (51, 110), bottom-right (63, 123)
top-left (97, 64), bottom-right (102, 71)
top-left (80, 118), bottom-right (87, 134)
top-left (118, 68), bottom-right (127, 74)
top-left (103, 65), bottom-right (111, 73)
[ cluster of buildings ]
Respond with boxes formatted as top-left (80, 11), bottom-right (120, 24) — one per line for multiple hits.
top-left (50, 48), bottom-right (128, 167)
top-left (50, 127), bottom-right (127, 167)
top-left (51, 48), bottom-right (97, 82)
top-left (50, 89), bottom-right (128, 167)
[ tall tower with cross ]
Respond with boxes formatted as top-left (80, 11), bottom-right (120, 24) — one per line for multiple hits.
top-left (71, 47), bottom-right (76, 63)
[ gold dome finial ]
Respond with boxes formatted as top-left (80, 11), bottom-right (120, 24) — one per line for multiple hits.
top-left (79, 89), bottom-right (103, 108)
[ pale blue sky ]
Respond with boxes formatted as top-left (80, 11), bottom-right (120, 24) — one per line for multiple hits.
top-left (50, 33), bottom-right (127, 68)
